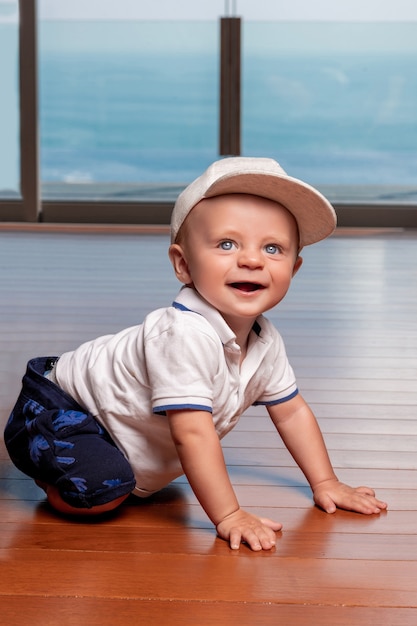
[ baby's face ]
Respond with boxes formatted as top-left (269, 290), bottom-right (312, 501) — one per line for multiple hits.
top-left (169, 194), bottom-right (302, 331)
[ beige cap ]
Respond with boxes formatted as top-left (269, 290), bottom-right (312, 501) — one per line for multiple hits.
top-left (170, 156), bottom-right (337, 247)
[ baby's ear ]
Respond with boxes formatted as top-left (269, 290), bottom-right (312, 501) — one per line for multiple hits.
top-left (168, 244), bottom-right (192, 284)
top-left (292, 255), bottom-right (303, 277)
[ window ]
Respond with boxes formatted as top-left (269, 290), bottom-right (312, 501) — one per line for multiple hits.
top-left (0, 0), bottom-right (19, 198)
top-left (1, 0), bottom-right (416, 225)
top-left (243, 21), bottom-right (417, 189)
top-left (39, 17), bottom-right (218, 199)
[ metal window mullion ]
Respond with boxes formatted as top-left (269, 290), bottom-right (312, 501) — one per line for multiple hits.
top-left (219, 17), bottom-right (241, 156)
top-left (19, 0), bottom-right (40, 221)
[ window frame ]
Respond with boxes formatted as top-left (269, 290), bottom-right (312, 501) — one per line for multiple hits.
top-left (0, 0), bottom-right (416, 229)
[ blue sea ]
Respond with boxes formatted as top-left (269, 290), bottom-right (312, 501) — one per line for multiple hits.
top-left (37, 20), bottom-right (417, 186)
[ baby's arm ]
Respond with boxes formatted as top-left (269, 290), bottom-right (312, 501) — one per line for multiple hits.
top-left (168, 409), bottom-right (282, 550)
top-left (268, 394), bottom-right (387, 514)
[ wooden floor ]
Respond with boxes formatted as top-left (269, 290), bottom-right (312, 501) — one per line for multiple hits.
top-left (1, 225), bottom-right (416, 625)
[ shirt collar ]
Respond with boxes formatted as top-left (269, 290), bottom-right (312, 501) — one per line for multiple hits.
top-left (172, 286), bottom-right (262, 347)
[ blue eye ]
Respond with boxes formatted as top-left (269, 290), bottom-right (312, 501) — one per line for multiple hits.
top-left (265, 244), bottom-right (280, 255)
top-left (219, 240), bottom-right (234, 250)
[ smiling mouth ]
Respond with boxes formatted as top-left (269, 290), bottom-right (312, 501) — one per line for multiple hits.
top-left (230, 282), bottom-right (265, 292)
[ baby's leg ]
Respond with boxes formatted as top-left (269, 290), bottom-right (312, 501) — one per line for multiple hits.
top-left (40, 411), bottom-right (136, 513)
top-left (7, 405), bottom-right (136, 514)
top-left (5, 360), bottom-right (135, 516)
top-left (36, 480), bottom-right (130, 515)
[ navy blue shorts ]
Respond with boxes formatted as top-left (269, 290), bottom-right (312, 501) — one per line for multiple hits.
top-left (4, 357), bottom-right (136, 509)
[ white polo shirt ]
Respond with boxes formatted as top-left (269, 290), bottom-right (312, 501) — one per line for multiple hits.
top-left (55, 287), bottom-right (298, 497)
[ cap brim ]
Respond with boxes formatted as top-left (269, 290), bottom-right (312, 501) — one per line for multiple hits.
top-left (204, 171), bottom-right (336, 248)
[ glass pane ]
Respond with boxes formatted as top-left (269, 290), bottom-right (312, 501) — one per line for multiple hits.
top-left (0, 0), bottom-right (19, 197)
top-left (243, 22), bottom-right (417, 187)
top-left (39, 17), bottom-right (218, 198)
top-left (37, 2), bottom-right (417, 204)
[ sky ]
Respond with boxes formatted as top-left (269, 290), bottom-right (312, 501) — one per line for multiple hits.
top-left (1, 1), bottom-right (417, 23)
top-left (37, 0), bottom-right (417, 22)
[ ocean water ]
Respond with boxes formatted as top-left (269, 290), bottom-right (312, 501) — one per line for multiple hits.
top-left (38, 20), bottom-right (417, 186)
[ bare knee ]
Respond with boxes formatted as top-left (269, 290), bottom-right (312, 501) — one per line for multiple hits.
top-left (43, 484), bottom-right (129, 516)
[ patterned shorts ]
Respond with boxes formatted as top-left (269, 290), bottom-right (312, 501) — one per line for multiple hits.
top-left (4, 357), bottom-right (136, 509)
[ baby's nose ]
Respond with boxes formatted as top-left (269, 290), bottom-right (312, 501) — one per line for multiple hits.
top-left (237, 248), bottom-right (264, 268)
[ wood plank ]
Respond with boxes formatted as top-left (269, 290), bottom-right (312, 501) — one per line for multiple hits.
top-left (303, 403), bottom-right (417, 419)
top-left (1, 523), bottom-right (416, 561)
top-left (298, 378), bottom-right (414, 392)
top-left (239, 415), bottom-right (417, 435)
top-left (0, 474), bottom-right (409, 511)
top-left (1, 549), bottom-right (417, 607)
top-left (3, 461), bottom-right (416, 490)
top-left (223, 446), bottom-right (417, 469)
top-left (0, 492), bottom-right (416, 534)
top-left (0, 597), bottom-right (416, 626)
top-left (226, 431), bottom-right (417, 451)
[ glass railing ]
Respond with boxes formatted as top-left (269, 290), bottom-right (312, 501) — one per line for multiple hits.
top-left (243, 21), bottom-right (417, 194)
top-left (0, 0), bottom-right (19, 197)
top-left (39, 20), bottom-right (218, 199)
top-left (37, 18), bottom-right (417, 203)
top-left (2, 6), bottom-right (417, 209)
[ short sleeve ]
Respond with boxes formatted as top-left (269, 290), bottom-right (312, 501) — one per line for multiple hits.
top-left (143, 310), bottom-right (222, 413)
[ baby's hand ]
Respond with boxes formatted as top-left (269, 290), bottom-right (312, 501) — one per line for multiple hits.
top-left (313, 479), bottom-right (388, 515)
top-left (216, 508), bottom-right (282, 551)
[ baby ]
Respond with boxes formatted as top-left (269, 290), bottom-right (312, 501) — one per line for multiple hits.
top-left (5, 157), bottom-right (387, 551)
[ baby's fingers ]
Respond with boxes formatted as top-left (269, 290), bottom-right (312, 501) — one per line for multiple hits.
top-left (314, 482), bottom-right (387, 515)
top-left (347, 487), bottom-right (386, 513)
top-left (217, 511), bottom-right (282, 551)
top-left (240, 525), bottom-right (277, 552)
top-left (225, 522), bottom-right (280, 551)
top-left (229, 527), bottom-right (243, 550)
